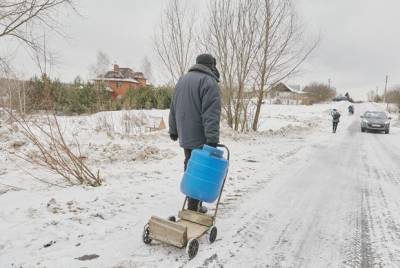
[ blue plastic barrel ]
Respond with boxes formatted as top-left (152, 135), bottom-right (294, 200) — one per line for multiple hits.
top-left (180, 145), bottom-right (229, 203)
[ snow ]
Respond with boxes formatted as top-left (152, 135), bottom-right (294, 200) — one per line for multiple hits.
top-left (1, 102), bottom-right (400, 267)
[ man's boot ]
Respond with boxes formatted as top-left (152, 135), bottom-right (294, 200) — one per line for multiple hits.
top-left (187, 197), bottom-right (207, 213)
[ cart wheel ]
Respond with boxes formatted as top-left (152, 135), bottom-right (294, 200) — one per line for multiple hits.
top-left (168, 216), bottom-right (176, 222)
top-left (186, 238), bottom-right (199, 259)
top-left (208, 226), bottom-right (217, 243)
top-left (142, 224), bottom-right (152, 244)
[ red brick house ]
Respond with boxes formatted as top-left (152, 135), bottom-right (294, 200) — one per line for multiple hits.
top-left (94, 64), bottom-right (148, 98)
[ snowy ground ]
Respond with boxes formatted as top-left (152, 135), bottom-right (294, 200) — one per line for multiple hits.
top-left (0, 102), bottom-right (400, 267)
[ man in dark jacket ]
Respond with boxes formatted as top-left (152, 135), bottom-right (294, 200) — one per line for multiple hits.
top-left (331, 109), bottom-right (341, 133)
top-left (169, 53), bottom-right (221, 212)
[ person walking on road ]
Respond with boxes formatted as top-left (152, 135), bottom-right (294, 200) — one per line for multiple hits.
top-left (169, 53), bottom-right (221, 212)
top-left (331, 108), bottom-right (341, 133)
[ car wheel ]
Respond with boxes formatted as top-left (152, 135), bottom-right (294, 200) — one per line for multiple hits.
top-left (385, 129), bottom-right (389, 134)
top-left (361, 128), bottom-right (365, 132)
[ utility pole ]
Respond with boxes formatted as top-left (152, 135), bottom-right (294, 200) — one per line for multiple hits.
top-left (384, 75), bottom-right (388, 110)
top-left (328, 78), bottom-right (331, 89)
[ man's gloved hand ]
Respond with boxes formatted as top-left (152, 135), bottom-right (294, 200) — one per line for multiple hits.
top-left (206, 143), bottom-right (218, 148)
top-left (170, 133), bottom-right (178, 141)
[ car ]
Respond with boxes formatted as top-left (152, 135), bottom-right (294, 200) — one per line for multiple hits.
top-left (332, 96), bottom-right (349, 102)
top-left (360, 111), bottom-right (391, 134)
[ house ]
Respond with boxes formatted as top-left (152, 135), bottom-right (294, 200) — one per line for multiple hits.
top-left (268, 82), bottom-right (308, 105)
top-left (94, 64), bottom-right (148, 98)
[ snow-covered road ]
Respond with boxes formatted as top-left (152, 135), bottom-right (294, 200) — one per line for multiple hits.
top-left (185, 104), bottom-right (400, 267)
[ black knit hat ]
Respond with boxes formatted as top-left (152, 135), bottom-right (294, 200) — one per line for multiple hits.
top-left (196, 54), bottom-right (216, 67)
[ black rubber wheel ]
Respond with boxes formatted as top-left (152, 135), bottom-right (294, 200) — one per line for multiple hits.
top-left (142, 225), bottom-right (152, 244)
top-left (385, 129), bottom-right (389, 134)
top-left (208, 226), bottom-right (217, 243)
top-left (361, 128), bottom-right (365, 132)
top-left (168, 216), bottom-right (176, 222)
top-left (186, 238), bottom-right (199, 259)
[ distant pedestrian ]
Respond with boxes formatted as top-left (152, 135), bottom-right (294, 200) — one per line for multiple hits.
top-left (331, 109), bottom-right (341, 133)
top-left (348, 105), bottom-right (354, 115)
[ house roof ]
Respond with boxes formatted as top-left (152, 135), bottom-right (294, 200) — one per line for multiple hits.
top-left (273, 82), bottom-right (308, 95)
top-left (94, 65), bottom-right (147, 83)
top-left (93, 77), bottom-right (139, 83)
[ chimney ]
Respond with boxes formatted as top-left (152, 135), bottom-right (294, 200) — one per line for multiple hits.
top-left (113, 64), bottom-right (119, 72)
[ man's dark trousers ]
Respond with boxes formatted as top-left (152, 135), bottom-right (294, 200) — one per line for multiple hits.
top-left (184, 149), bottom-right (202, 211)
top-left (333, 122), bottom-right (339, 133)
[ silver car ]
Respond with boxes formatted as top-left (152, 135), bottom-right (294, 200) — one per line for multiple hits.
top-left (360, 111), bottom-right (391, 134)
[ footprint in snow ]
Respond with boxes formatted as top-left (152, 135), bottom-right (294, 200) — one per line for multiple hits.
top-left (75, 254), bottom-right (100, 261)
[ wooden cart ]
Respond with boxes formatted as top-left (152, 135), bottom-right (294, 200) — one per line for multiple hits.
top-left (142, 145), bottom-right (230, 259)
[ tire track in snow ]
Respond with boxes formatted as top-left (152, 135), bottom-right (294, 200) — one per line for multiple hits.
top-left (361, 187), bottom-right (373, 268)
top-left (358, 133), bottom-right (400, 267)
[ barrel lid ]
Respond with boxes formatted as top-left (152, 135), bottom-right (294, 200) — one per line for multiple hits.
top-left (203, 145), bottom-right (224, 158)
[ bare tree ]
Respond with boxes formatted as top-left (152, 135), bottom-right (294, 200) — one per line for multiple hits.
top-left (154, 0), bottom-right (317, 132)
top-left (204, 0), bottom-right (262, 131)
top-left (0, 0), bottom-right (75, 110)
top-left (0, 0), bottom-right (74, 67)
top-left (89, 50), bottom-right (110, 78)
top-left (154, 0), bottom-right (196, 84)
top-left (88, 50), bottom-right (111, 112)
top-left (0, 64), bottom-right (28, 116)
top-left (250, 0), bottom-right (318, 131)
top-left (203, 0), bottom-right (317, 132)
top-left (141, 56), bottom-right (153, 83)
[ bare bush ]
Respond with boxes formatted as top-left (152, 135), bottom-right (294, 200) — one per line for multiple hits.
top-left (386, 87), bottom-right (400, 109)
top-left (7, 110), bottom-right (102, 187)
top-left (367, 90), bottom-right (383, 103)
top-left (95, 114), bottom-right (115, 133)
top-left (303, 82), bottom-right (336, 104)
top-left (121, 112), bottom-right (147, 136)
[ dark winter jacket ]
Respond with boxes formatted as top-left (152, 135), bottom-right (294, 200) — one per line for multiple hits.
top-left (332, 111), bottom-right (341, 123)
top-left (169, 64), bottom-right (221, 149)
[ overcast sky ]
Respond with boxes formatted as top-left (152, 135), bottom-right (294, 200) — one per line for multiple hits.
top-left (3, 0), bottom-right (400, 100)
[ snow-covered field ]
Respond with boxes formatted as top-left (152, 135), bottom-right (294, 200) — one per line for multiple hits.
top-left (1, 102), bottom-right (399, 267)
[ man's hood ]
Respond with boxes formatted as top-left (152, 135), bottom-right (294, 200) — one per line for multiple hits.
top-left (189, 64), bottom-right (219, 82)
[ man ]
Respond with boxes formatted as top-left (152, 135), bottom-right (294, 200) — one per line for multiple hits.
top-left (348, 105), bottom-right (354, 115)
top-left (331, 108), bottom-right (341, 133)
top-left (169, 53), bottom-right (221, 212)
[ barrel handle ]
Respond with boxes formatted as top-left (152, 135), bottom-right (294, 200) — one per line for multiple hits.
top-left (216, 144), bottom-right (230, 161)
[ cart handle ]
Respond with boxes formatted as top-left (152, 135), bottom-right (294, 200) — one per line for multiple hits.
top-left (213, 144), bottom-right (230, 222)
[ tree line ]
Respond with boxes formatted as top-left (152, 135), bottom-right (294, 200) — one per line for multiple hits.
top-left (0, 75), bottom-right (173, 115)
top-left (367, 87), bottom-right (400, 109)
